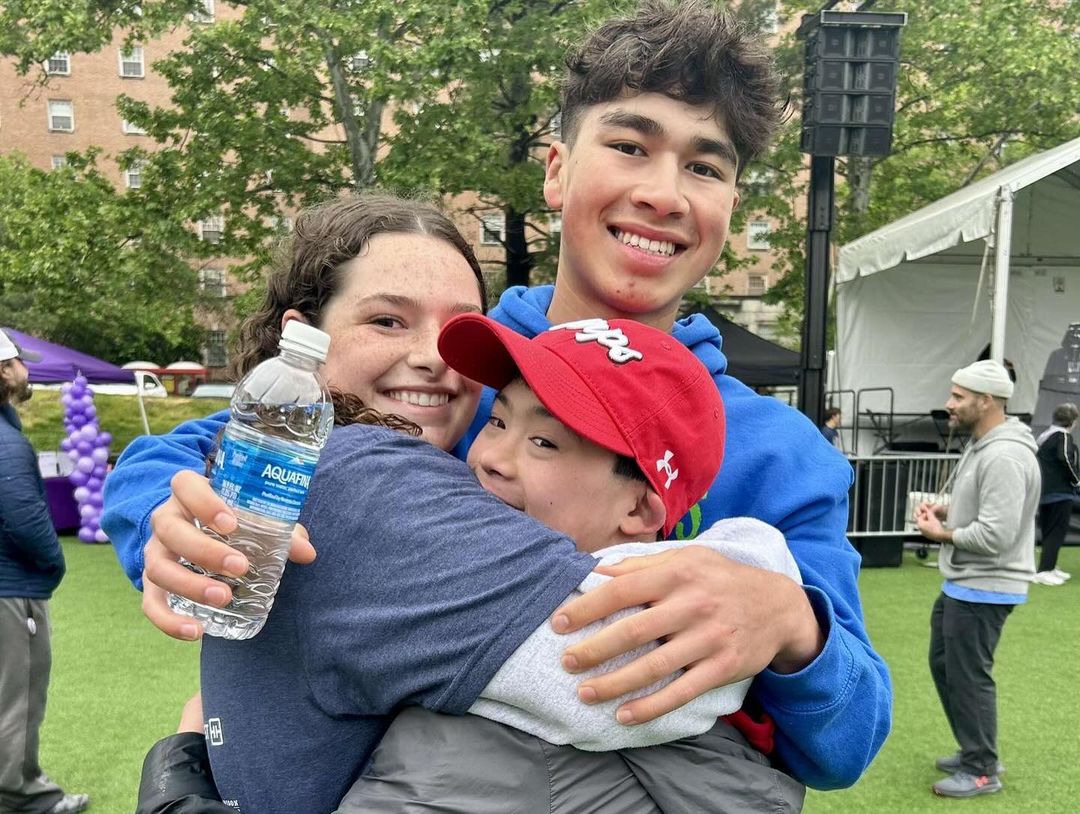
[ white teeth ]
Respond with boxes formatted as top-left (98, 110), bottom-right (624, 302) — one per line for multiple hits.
top-left (385, 390), bottom-right (449, 407)
top-left (614, 229), bottom-right (676, 257)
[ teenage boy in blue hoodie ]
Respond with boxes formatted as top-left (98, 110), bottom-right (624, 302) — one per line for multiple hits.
top-left (105, 0), bottom-right (890, 792)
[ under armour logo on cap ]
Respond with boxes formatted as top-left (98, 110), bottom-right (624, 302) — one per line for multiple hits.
top-left (656, 450), bottom-right (679, 489)
top-left (549, 319), bottom-right (644, 364)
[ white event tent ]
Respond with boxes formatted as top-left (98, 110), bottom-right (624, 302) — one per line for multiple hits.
top-left (835, 135), bottom-right (1080, 446)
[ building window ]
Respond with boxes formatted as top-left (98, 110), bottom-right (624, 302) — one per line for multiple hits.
top-left (47, 100), bottom-right (74, 132)
top-left (548, 214), bottom-right (562, 234)
top-left (747, 274), bottom-right (767, 296)
top-left (46, 52), bottom-right (70, 75)
top-left (480, 214), bottom-right (504, 246)
top-left (205, 330), bottom-right (228, 368)
top-left (762, 4), bottom-right (780, 34)
top-left (350, 51), bottom-right (371, 72)
top-left (122, 119), bottom-right (147, 135)
top-left (744, 169), bottom-right (774, 198)
top-left (550, 111), bottom-right (562, 139)
top-left (270, 215), bottom-right (293, 233)
top-left (199, 215), bottom-right (224, 244)
top-left (119, 46), bottom-right (145, 78)
top-left (747, 220), bottom-right (771, 251)
top-left (125, 160), bottom-right (145, 189)
top-left (199, 268), bottom-right (227, 298)
top-left (190, 0), bottom-right (215, 23)
top-left (51, 155), bottom-right (68, 170)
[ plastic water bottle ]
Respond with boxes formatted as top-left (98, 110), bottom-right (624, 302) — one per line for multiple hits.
top-left (168, 321), bottom-right (335, 639)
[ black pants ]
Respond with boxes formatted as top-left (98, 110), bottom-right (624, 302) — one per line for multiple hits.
top-left (928, 594), bottom-right (1014, 777)
top-left (1038, 499), bottom-right (1073, 572)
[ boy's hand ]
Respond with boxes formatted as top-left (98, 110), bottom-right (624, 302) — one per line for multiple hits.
top-left (141, 470), bottom-right (316, 640)
top-left (551, 545), bottom-right (824, 724)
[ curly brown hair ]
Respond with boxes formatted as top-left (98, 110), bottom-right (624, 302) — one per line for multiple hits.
top-left (560, 0), bottom-right (784, 177)
top-left (229, 193), bottom-right (486, 380)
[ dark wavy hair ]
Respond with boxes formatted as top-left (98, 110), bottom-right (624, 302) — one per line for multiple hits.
top-left (230, 193), bottom-right (486, 380)
top-left (560, 0), bottom-right (784, 177)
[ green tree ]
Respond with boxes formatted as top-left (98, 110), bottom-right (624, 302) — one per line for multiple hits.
top-left (379, 0), bottom-right (614, 290)
top-left (0, 151), bottom-right (205, 362)
top-left (761, 0), bottom-right (1080, 340)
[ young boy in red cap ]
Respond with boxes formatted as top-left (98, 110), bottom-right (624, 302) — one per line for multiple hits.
top-left (325, 315), bottom-right (804, 811)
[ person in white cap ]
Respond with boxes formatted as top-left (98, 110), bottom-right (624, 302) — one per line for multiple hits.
top-left (0, 330), bottom-right (90, 814)
top-left (914, 359), bottom-right (1039, 798)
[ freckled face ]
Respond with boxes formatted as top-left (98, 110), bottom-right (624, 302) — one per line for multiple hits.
top-left (312, 233), bottom-right (485, 452)
top-left (544, 92), bottom-right (740, 330)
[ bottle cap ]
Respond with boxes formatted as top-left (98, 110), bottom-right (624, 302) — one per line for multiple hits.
top-left (280, 320), bottom-right (331, 362)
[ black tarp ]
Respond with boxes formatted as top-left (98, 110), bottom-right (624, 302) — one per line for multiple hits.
top-left (683, 306), bottom-right (800, 387)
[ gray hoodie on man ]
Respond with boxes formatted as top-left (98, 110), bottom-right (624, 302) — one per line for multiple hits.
top-left (941, 418), bottom-right (1039, 596)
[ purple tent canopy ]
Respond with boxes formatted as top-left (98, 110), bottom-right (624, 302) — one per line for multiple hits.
top-left (1, 328), bottom-right (134, 385)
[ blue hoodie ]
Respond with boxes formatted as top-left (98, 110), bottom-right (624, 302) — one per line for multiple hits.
top-left (103, 285), bottom-right (891, 789)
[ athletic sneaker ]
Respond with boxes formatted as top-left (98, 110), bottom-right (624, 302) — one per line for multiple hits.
top-left (1052, 568), bottom-right (1072, 581)
top-left (935, 753), bottom-right (1004, 775)
top-left (1033, 571), bottom-right (1066, 585)
top-left (932, 771), bottom-right (1002, 797)
top-left (46, 793), bottom-right (90, 814)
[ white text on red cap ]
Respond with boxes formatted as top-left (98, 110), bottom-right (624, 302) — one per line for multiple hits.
top-left (548, 319), bottom-right (644, 365)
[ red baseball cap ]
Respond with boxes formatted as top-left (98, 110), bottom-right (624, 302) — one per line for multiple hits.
top-left (438, 315), bottom-right (725, 537)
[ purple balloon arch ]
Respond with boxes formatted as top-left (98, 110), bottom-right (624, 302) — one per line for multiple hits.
top-left (59, 375), bottom-right (112, 543)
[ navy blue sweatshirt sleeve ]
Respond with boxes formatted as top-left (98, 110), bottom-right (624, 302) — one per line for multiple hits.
top-left (101, 411), bottom-right (227, 589)
top-left (199, 426), bottom-right (596, 814)
top-left (0, 428), bottom-right (65, 588)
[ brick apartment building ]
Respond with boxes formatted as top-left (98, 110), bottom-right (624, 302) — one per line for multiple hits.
top-left (0, 1), bottom-right (789, 372)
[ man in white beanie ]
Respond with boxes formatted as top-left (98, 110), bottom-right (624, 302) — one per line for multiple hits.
top-left (915, 359), bottom-right (1039, 798)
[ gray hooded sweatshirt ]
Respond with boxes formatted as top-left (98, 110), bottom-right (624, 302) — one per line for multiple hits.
top-left (941, 417), bottom-right (1039, 596)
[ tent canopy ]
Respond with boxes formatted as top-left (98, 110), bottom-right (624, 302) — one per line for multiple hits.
top-left (839, 135), bottom-right (1080, 281)
top-left (834, 136), bottom-right (1080, 440)
top-left (686, 306), bottom-right (800, 387)
top-left (2, 328), bottom-right (135, 385)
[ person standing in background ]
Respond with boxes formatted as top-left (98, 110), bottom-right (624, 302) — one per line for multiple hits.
top-left (0, 330), bottom-right (90, 814)
top-left (820, 407), bottom-right (842, 448)
top-left (1032, 402), bottom-right (1079, 586)
top-left (915, 360), bottom-right (1039, 798)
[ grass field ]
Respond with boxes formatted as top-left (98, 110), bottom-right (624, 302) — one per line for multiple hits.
top-left (16, 393), bottom-right (230, 454)
top-left (39, 541), bottom-right (1080, 813)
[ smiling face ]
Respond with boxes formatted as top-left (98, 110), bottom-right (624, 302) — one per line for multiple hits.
top-left (544, 92), bottom-right (740, 331)
top-left (299, 232), bottom-right (485, 452)
top-left (466, 379), bottom-right (660, 553)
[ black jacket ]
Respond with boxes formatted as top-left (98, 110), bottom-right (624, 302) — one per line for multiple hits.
top-left (0, 404), bottom-right (65, 598)
top-left (1037, 429), bottom-right (1080, 498)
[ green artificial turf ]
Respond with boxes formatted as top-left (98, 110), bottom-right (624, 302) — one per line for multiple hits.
top-left (16, 393), bottom-right (229, 454)
top-left (38, 539), bottom-right (199, 813)
top-left (807, 546), bottom-right (1080, 812)
top-left (37, 541), bottom-right (1080, 812)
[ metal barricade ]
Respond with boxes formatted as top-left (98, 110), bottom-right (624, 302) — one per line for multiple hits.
top-left (847, 453), bottom-right (960, 538)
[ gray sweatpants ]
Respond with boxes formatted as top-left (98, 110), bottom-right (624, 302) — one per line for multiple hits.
top-left (0, 597), bottom-right (64, 814)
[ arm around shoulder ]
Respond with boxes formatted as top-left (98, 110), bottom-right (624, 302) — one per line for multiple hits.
top-left (102, 411), bottom-right (228, 589)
